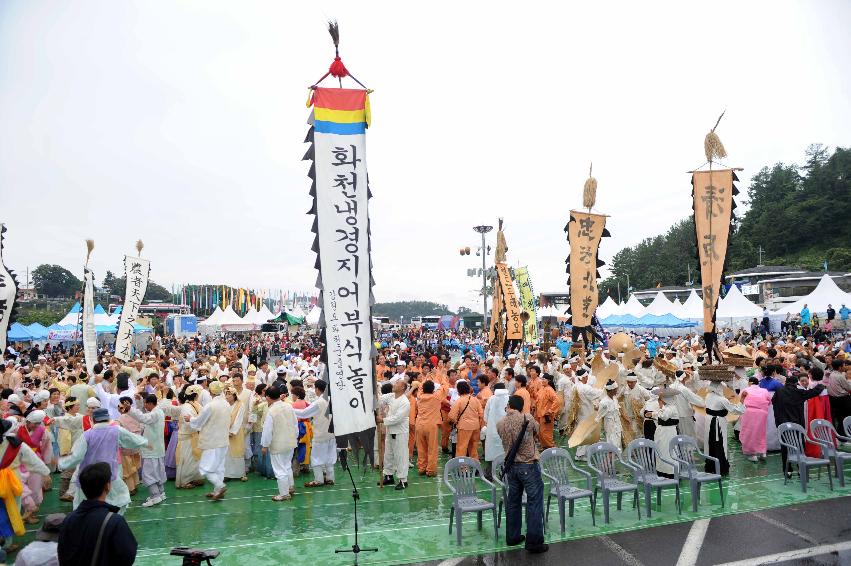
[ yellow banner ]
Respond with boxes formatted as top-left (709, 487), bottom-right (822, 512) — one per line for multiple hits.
top-left (514, 267), bottom-right (538, 342)
top-left (495, 263), bottom-right (523, 340)
top-left (567, 211), bottom-right (607, 328)
top-left (692, 170), bottom-right (735, 332)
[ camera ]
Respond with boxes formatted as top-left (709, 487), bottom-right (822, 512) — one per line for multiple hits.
top-left (170, 547), bottom-right (220, 566)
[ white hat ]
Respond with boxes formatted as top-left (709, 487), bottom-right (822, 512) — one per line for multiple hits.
top-left (604, 380), bottom-right (618, 391)
top-left (7, 394), bottom-right (21, 405)
top-left (507, 354), bottom-right (517, 360)
top-left (396, 361), bottom-right (406, 367)
top-left (34, 390), bottom-right (50, 403)
top-left (86, 398), bottom-right (102, 409)
top-left (26, 410), bottom-right (46, 424)
top-left (626, 373), bottom-right (638, 382)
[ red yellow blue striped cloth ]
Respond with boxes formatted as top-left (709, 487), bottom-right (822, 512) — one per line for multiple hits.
top-left (310, 88), bottom-right (371, 135)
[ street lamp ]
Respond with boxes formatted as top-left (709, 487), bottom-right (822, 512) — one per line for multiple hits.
top-left (473, 225), bottom-right (493, 332)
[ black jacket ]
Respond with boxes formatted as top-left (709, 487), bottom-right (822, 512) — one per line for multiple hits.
top-left (772, 382), bottom-right (825, 428)
top-left (58, 499), bottom-right (137, 566)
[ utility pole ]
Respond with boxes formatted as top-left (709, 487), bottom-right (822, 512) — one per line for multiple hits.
top-left (473, 225), bottom-right (493, 332)
top-left (757, 246), bottom-right (764, 266)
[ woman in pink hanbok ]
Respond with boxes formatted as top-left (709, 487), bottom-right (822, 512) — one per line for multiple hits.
top-left (739, 377), bottom-right (772, 462)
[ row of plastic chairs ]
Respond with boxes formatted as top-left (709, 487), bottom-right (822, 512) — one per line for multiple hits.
top-left (778, 417), bottom-right (851, 493)
top-left (442, 434), bottom-right (721, 544)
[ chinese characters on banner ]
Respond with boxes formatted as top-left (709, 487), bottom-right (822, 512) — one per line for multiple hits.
top-left (514, 267), bottom-right (539, 343)
top-left (567, 211), bottom-right (607, 328)
top-left (495, 264), bottom-right (523, 340)
top-left (309, 87), bottom-right (376, 438)
top-left (113, 256), bottom-right (151, 362)
top-left (0, 224), bottom-right (17, 352)
top-left (81, 268), bottom-right (97, 377)
top-left (692, 169), bottom-right (736, 332)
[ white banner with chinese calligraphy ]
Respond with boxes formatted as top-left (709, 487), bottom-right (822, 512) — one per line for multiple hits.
top-left (514, 266), bottom-right (538, 343)
top-left (566, 211), bottom-right (608, 330)
top-left (0, 224), bottom-right (17, 353)
top-left (82, 268), bottom-right (97, 376)
top-left (495, 264), bottom-right (523, 340)
top-left (306, 87), bottom-right (376, 439)
top-left (114, 256), bottom-right (150, 362)
top-left (692, 169), bottom-right (737, 333)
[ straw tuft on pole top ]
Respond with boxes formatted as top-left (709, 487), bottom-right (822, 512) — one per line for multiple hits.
top-left (704, 111), bottom-right (727, 164)
top-left (582, 162), bottom-right (597, 210)
top-left (85, 239), bottom-right (95, 265)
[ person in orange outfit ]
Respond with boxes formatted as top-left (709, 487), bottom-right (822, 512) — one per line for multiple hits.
top-left (525, 364), bottom-right (543, 417)
top-left (536, 374), bottom-right (562, 449)
top-left (448, 381), bottom-right (484, 460)
top-left (414, 380), bottom-right (443, 476)
top-left (514, 375), bottom-right (532, 415)
top-left (407, 381), bottom-right (419, 459)
top-left (477, 373), bottom-right (493, 409)
top-left (440, 369), bottom-right (458, 453)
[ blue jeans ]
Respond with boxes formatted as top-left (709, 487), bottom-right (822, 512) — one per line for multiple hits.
top-left (506, 462), bottom-right (545, 547)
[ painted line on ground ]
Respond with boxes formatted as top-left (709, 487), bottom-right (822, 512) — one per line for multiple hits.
top-left (714, 540), bottom-right (851, 566)
top-left (750, 511), bottom-right (818, 544)
top-left (674, 518), bottom-right (710, 566)
top-left (600, 535), bottom-right (646, 566)
top-left (436, 558), bottom-right (465, 566)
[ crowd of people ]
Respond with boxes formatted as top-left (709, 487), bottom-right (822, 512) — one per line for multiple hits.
top-left (0, 320), bottom-right (850, 561)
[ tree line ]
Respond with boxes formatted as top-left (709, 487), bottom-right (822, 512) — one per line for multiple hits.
top-left (31, 264), bottom-right (172, 302)
top-left (599, 145), bottom-right (851, 299)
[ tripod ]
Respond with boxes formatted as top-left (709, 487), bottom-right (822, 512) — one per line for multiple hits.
top-left (335, 450), bottom-right (378, 565)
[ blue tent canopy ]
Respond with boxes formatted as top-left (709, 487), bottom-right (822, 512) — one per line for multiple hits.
top-left (7, 323), bottom-right (34, 342)
top-left (25, 323), bottom-right (49, 339)
top-left (601, 313), bottom-right (696, 328)
top-left (68, 302), bottom-right (81, 314)
top-left (94, 304), bottom-right (107, 315)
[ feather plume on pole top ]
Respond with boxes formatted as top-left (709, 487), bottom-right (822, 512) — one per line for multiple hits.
top-left (583, 162), bottom-right (597, 210)
top-left (84, 239), bottom-right (94, 266)
top-left (704, 110), bottom-right (727, 164)
top-left (136, 239), bottom-right (144, 257)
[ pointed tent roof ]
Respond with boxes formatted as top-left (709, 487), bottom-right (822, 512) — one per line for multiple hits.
top-left (57, 303), bottom-right (83, 327)
top-left (218, 305), bottom-right (256, 330)
top-left (289, 305), bottom-right (307, 319)
top-left (669, 298), bottom-right (684, 318)
top-left (242, 307), bottom-right (262, 324)
top-left (717, 285), bottom-right (763, 319)
top-left (621, 295), bottom-right (646, 317)
top-left (199, 307), bottom-right (225, 327)
top-left (306, 306), bottom-right (321, 326)
top-left (643, 291), bottom-right (675, 316)
top-left (777, 274), bottom-right (851, 315)
top-left (680, 290), bottom-right (704, 319)
top-left (596, 296), bottom-right (620, 319)
top-left (253, 305), bottom-right (275, 323)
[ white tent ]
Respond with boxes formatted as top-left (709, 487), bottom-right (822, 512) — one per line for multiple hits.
top-left (289, 305), bottom-right (307, 319)
top-left (596, 296), bottom-right (620, 319)
top-left (199, 307), bottom-right (225, 327)
top-left (776, 274), bottom-right (851, 315)
top-left (257, 305), bottom-right (276, 323)
top-left (621, 295), bottom-right (646, 317)
top-left (242, 307), bottom-right (264, 325)
top-left (306, 306), bottom-right (321, 326)
top-left (643, 292), bottom-right (675, 316)
top-left (669, 298), bottom-right (684, 318)
top-left (680, 290), bottom-right (704, 320)
top-left (717, 285), bottom-right (763, 319)
top-left (218, 305), bottom-right (256, 331)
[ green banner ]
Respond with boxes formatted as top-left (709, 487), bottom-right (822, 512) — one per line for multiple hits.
top-left (514, 267), bottom-right (538, 343)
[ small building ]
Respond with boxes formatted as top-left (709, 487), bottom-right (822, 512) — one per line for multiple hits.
top-left (758, 272), bottom-right (851, 310)
top-left (725, 265), bottom-right (806, 304)
top-left (539, 291), bottom-right (569, 309)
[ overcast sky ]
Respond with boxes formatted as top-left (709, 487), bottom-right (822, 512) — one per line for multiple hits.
top-left (2, 1), bottom-right (849, 311)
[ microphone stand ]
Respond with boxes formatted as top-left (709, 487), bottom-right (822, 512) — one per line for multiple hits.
top-left (335, 449), bottom-right (378, 565)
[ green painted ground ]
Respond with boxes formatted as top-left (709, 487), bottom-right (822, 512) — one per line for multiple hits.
top-left (26, 439), bottom-right (851, 566)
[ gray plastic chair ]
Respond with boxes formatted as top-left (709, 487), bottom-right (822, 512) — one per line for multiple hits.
top-left (443, 457), bottom-right (498, 545)
top-left (625, 438), bottom-right (681, 517)
top-left (540, 447), bottom-right (595, 533)
top-left (778, 422), bottom-right (833, 493)
top-left (586, 442), bottom-right (640, 524)
top-left (491, 454), bottom-right (544, 533)
top-left (809, 419), bottom-right (851, 486)
top-left (669, 435), bottom-right (724, 512)
top-left (844, 416), bottom-right (851, 437)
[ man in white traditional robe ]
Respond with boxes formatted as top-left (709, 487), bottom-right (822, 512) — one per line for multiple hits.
top-left (185, 380), bottom-right (231, 500)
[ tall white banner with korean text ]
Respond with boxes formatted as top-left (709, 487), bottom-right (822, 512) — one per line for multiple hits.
top-left (114, 256), bottom-right (150, 362)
